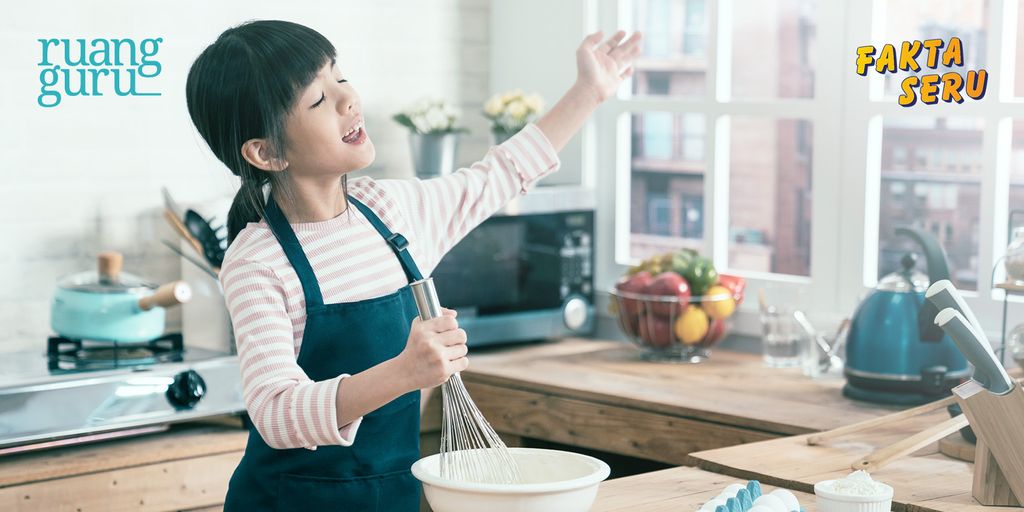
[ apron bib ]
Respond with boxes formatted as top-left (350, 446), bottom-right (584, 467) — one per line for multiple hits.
top-left (224, 194), bottom-right (424, 512)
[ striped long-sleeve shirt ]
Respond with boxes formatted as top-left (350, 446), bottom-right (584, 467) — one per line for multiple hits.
top-left (219, 123), bottom-right (560, 450)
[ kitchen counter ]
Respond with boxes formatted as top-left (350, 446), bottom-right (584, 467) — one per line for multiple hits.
top-left (689, 417), bottom-right (1016, 512)
top-left (0, 416), bottom-right (247, 510)
top-left (422, 337), bottom-right (906, 465)
top-left (2, 337), bottom-right (1008, 510)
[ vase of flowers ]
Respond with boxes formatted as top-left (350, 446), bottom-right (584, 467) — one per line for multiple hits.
top-left (393, 99), bottom-right (468, 178)
top-left (483, 89), bottom-right (545, 145)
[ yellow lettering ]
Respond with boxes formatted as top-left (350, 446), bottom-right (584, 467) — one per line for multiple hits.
top-left (856, 45), bottom-right (876, 75)
top-left (876, 44), bottom-right (897, 73)
top-left (922, 39), bottom-right (944, 69)
top-left (965, 69), bottom-right (988, 99)
top-left (940, 72), bottom-right (964, 103)
top-left (942, 37), bottom-right (963, 67)
top-left (898, 76), bottom-right (919, 107)
top-left (919, 74), bottom-right (940, 104)
top-left (899, 41), bottom-right (922, 71)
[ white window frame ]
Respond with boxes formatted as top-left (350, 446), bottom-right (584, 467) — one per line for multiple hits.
top-left (590, 0), bottom-right (1024, 345)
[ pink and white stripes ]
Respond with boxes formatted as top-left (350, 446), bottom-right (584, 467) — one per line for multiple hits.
top-left (219, 123), bottom-right (560, 450)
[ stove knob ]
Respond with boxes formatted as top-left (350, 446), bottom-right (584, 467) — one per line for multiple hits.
top-left (167, 370), bottom-right (206, 409)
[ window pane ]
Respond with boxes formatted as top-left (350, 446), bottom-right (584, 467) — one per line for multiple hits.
top-left (731, 0), bottom-right (817, 99)
top-left (631, 0), bottom-right (709, 98)
top-left (1017, 1), bottom-right (1024, 97)
top-left (629, 113), bottom-right (707, 261)
top-left (878, 0), bottom-right (987, 98)
top-left (1009, 120), bottom-right (1024, 238)
top-left (728, 118), bottom-right (813, 276)
top-left (878, 117), bottom-right (982, 291)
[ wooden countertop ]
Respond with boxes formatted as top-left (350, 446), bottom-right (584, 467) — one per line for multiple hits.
top-left (594, 466), bottom-right (818, 511)
top-left (458, 338), bottom-right (904, 435)
top-left (688, 414), bottom-right (1013, 512)
top-left (4, 338), bottom-right (1006, 510)
top-left (0, 417), bottom-right (248, 510)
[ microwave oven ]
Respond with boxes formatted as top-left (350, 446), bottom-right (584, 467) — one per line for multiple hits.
top-left (430, 187), bottom-right (595, 347)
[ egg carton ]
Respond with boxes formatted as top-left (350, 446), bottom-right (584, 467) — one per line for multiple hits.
top-left (697, 480), bottom-right (806, 512)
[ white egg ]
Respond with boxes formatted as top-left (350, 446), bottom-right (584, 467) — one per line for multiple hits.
top-left (770, 489), bottom-right (800, 511)
top-left (752, 494), bottom-right (788, 512)
top-left (723, 483), bottom-right (747, 496)
top-left (749, 507), bottom-right (778, 512)
top-left (699, 498), bottom-right (728, 511)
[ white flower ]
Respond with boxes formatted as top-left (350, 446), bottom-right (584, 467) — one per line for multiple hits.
top-left (506, 99), bottom-right (528, 120)
top-left (397, 98), bottom-right (463, 134)
top-left (425, 108), bottom-right (448, 131)
top-left (484, 95), bottom-right (504, 117)
top-left (411, 115), bottom-right (431, 134)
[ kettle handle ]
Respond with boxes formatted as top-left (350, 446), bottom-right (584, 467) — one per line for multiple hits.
top-left (896, 226), bottom-right (950, 342)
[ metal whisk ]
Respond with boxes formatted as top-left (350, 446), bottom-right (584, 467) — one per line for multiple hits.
top-left (411, 278), bottom-right (522, 485)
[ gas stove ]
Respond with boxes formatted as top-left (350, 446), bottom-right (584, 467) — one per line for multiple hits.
top-left (0, 333), bottom-right (245, 454)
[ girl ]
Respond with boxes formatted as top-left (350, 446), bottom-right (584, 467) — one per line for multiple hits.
top-left (186, 19), bottom-right (640, 512)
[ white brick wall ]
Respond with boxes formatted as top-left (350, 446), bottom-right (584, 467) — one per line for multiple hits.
top-left (0, 0), bottom-right (493, 353)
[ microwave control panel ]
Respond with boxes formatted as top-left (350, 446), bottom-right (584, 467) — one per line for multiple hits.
top-left (558, 212), bottom-right (594, 301)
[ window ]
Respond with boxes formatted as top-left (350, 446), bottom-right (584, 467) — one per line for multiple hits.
top-left (631, 0), bottom-right (709, 98)
top-left (629, 111), bottom-right (707, 260)
top-left (729, 118), bottom-right (813, 276)
top-left (731, 0), bottom-right (817, 99)
top-left (623, 0), bottom-right (818, 280)
top-left (877, 116), bottom-right (983, 290)
top-left (597, 0), bottom-right (1024, 333)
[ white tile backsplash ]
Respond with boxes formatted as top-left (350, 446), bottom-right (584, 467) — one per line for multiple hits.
top-left (1, 0), bottom-right (492, 353)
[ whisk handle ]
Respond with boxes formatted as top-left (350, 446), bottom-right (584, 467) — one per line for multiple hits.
top-left (411, 278), bottom-right (443, 321)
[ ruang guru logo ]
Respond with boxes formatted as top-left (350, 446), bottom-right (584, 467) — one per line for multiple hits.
top-left (37, 37), bottom-right (163, 108)
top-left (855, 37), bottom-right (988, 107)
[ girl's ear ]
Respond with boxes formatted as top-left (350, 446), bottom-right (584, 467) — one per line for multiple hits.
top-left (241, 138), bottom-right (289, 172)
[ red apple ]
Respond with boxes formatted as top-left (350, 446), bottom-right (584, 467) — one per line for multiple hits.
top-left (616, 271), bottom-right (654, 332)
top-left (638, 313), bottom-right (674, 348)
top-left (644, 271), bottom-right (691, 317)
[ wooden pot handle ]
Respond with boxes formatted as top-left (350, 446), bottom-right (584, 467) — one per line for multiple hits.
top-left (139, 281), bottom-right (192, 311)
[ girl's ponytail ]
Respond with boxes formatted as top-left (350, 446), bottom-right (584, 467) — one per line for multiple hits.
top-left (226, 178), bottom-right (267, 246)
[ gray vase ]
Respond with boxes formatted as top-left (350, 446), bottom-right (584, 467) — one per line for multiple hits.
top-left (409, 132), bottom-right (459, 178)
top-left (492, 129), bottom-right (519, 145)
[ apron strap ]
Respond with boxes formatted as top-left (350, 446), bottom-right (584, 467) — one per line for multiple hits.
top-left (346, 195), bottom-right (424, 283)
top-left (262, 196), bottom-right (325, 308)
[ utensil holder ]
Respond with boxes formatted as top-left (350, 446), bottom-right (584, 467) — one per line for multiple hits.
top-left (954, 380), bottom-right (1024, 506)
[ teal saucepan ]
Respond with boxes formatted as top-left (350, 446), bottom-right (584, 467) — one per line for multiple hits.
top-left (51, 251), bottom-right (192, 343)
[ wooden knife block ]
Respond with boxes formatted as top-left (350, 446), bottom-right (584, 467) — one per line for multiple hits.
top-left (954, 380), bottom-right (1024, 507)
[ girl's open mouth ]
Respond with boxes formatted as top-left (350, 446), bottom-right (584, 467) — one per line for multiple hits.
top-left (342, 122), bottom-right (367, 145)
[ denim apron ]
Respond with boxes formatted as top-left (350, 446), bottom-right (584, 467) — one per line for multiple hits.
top-left (224, 194), bottom-right (424, 512)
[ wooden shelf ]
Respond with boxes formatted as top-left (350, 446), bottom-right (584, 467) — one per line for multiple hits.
top-left (995, 281), bottom-right (1024, 293)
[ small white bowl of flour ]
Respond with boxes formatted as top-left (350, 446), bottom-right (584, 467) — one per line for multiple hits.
top-left (813, 471), bottom-right (893, 512)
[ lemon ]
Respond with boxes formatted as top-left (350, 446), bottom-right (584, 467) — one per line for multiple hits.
top-left (701, 285), bottom-right (736, 320)
top-left (674, 305), bottom-right (709, 345)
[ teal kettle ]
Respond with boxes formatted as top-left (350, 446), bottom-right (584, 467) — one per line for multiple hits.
top-left (843, 227), bottom-right (969, 404)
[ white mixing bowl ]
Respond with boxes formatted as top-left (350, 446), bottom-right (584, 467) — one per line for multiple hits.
top-left (411, 448), bottom-right (611, 512)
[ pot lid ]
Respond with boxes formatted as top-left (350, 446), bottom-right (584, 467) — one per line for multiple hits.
top-left (58, 251), bottom-right (155, 293)
top-left (877, 253), bottom-right (929, 293)
top-left (58, 270), bottom-right (154, 293)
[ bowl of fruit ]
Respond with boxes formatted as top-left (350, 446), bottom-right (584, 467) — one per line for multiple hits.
top-left (608, 249), bottom-right (746, 363)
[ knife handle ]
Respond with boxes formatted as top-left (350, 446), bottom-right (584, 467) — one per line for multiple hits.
top-left (936, 308), bottom-right (1013, 395)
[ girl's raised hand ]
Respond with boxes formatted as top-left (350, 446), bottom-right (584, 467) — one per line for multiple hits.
top-left (575, 30), bottom-right (643, 103)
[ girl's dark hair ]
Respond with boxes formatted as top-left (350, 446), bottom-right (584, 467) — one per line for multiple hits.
top-left (186, 20), bottom-right (347, 246)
